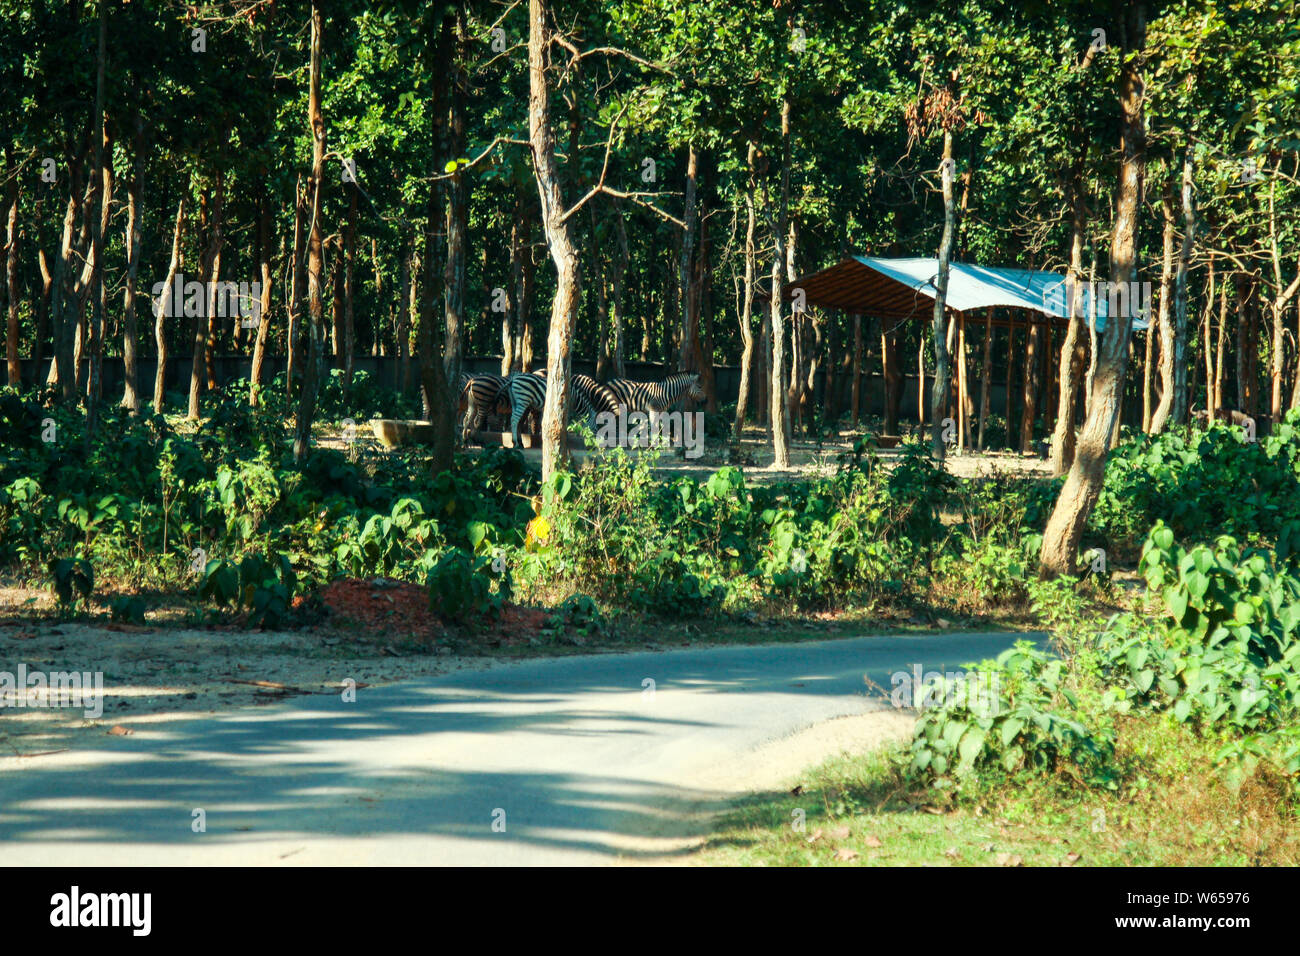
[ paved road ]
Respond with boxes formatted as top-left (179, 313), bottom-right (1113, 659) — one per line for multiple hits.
top-left (0, 631), bottom-right (1037, 865)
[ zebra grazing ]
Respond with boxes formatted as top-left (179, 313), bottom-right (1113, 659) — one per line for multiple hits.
top-left (460, 374), bottom-right (508, 439)
top-left (604, 373), bottom-right (705, 413)
top-left (505, 371), bottom-right (613, 447)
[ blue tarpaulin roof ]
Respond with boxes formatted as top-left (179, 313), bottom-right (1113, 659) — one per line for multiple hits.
top-left (780, 256), bottom-right (1149, 333)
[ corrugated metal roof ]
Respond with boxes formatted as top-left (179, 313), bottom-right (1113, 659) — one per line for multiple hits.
top-left (776, 257), bottom-right (1149, 333)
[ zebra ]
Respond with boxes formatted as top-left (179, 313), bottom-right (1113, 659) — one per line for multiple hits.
top-left (459, 373), bottom-right (508, 440)
top-left (504, 371), bottom-right (615, 447)
top-left (603, 373), bottom-right (705, 413)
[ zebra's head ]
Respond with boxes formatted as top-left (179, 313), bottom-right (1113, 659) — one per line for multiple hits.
top-left (683, 374), bottom-right (705, 402)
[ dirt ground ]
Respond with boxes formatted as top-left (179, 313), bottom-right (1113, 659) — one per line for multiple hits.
top-left (0, 576), bottom-right (551, 764)
top-left (343, 420), bottom-right (1055, 485)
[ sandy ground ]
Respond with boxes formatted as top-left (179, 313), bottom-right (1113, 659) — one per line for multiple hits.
top-left (0, 616), bottom-right (503, 762)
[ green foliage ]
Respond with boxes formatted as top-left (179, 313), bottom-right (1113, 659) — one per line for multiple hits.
top-left (199, 548), bottom-right (298, 629)
top-left (48, 557), bottom-right (94, 609)
top-left (907, 642), bottom-right (1117, 790)
top-left (1092, 412), bottom-right (1300, 557)
top-left (427, 548), bottom-right (512, 624)
top-left (543, 593), bottom-right (610, 642)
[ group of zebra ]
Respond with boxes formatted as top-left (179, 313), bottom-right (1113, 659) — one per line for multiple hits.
top-left (455, 368), bottom-right (706, 447)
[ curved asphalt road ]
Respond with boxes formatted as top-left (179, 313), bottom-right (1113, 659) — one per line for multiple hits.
top-left (0, 631), bottom-right (1038, 865)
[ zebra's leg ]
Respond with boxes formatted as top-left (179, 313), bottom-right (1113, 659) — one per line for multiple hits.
top-left (462, 394), bottom-right (477, 444)
top-left (510, 393), bottom-right (527, 448)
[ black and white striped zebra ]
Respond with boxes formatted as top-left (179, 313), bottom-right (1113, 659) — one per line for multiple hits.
top-left (603, 373), bottom-right (705, 413)
top-left (459, 373), bottom-right (508, 439)
top-left (505, 371), bottom-right (615, 446)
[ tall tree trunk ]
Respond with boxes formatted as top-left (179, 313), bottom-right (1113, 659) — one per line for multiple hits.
top-left (527, 0), bottom-right (583, 479)
top-left (1050, 168), bottom-right (1089, 472)
top-left (930, 130), bottom-right (956, 459)
top-left (286, 174), bottom-right (305, 396)
top-left (504, 195), bottom-right (524, 375)
top-left (85, 4), bottom-right (109, 439)
top-left (882, 322), bottom-right (900, 434)
top-left (1170, 147), bottom-right (1195, 426)
top-left (189, 178), bottom-right (222, 419)
top-left (121, 121), bottom-right (144, 411)
top-left (1150, 186), bottom-right (1178, 432)
top-left (1214, 277), bottom-right (1227, 413)
top-left (50, 168), bottom-right (83, 398)
top-left (609, 198), bottom-right (629, 379)
top-left (203, 170), bottom-right (224, 394)
top-left (250, 180), bottom-right (273, 405)
top-left (1268, 163), bottom-right (1300, 417)
top-left (3, 149), bottom-right (19, 386)
top-left (735, 146), bottom-right (758, 437)
top-left (678, 144), bottom-right (699, 373)
top-left (1201, 258), bottom-right (1215, 412)
top-left (292, 1), bottom-right (328, 460)
top-left (1041, 3), bottom-right (1146, 577)
top-left (154, 195), bottom-right (185, 413)
top-left (398, 236), bottom-right (413, 392)
top-left (767, 97), bottom-right (793, 468)
top-left (344, 183), bottom-right (357, 388)
top-left (1021, 318), bottom-right (1041, 452)
top-left (442, 6), bottom-right (469, 391)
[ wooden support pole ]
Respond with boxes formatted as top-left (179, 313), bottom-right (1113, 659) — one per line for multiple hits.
top-left (978, 307), bottom-right (993, 450)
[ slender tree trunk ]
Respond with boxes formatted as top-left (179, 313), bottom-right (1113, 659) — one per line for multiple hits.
top-left (679, 144), bottom-right (699, 374)
top-left (292, 1), bottom-right (328, 460)
top-left (51, 168), bottom-right (83, 398)
top-left (1214, 277), bottom-right (1228, 413)
top-left (286, 175), bottom-right (305, 396)
top-left (398, 236), bottom-right (413, 392)
top-left (189, 181), bottom-right (220, 419)
top-left (1267, 164), bottom-right (1300, 417)
top-left (203, 171), bottom-right (224, 394)
top-left (978, 310), bottom-right (993, 450)
top-left (3, 149), bottom-right (19, 386)
top-left (154, 195), bottom-right (185, 413)
top-left (767, 97), bottom-right (793, 468)
top-left (442, 7), bottom-right (469, 391)
top-left (344, 183), bottom-right (357, 388)
top-left (1041, 4), bottom-right (1147, 577)
top-left (528, 0), bottom-right (583, 479)
top-left (930, 130), bottom-right (956, 459)
top-left (734, 146), bottom-right (758, 437)
top-left (1050, 173), bottom-right (1088, 471)
top-left (250, 181), bottom-right (273, 405)
top-left (121, 122), bottom-right (144, 411)
top-left (85, 5), bottom-right (109, 438)
top-left (882, 322), bottom-right (900, 433)
top-left (504, 196), bottom-right (524, 375)
top-left (1020, 317), bottom-right (1040, 452)
top-left (610, 198), bottom-right (629, 380)
top-left (1150, 187), bottom-right (1178, 432)
top-left (1202, 259), bottom-right (1215, 412)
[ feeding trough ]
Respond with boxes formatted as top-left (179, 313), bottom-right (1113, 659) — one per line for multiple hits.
top-left (370, 419), bottom-right (435, 448)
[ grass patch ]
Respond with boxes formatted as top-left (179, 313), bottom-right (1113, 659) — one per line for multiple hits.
top-left (697, 715), bottom-right (1300, 866)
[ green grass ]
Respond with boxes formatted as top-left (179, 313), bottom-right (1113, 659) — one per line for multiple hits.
top-left (695, 718), bottom-right (1300, 867)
